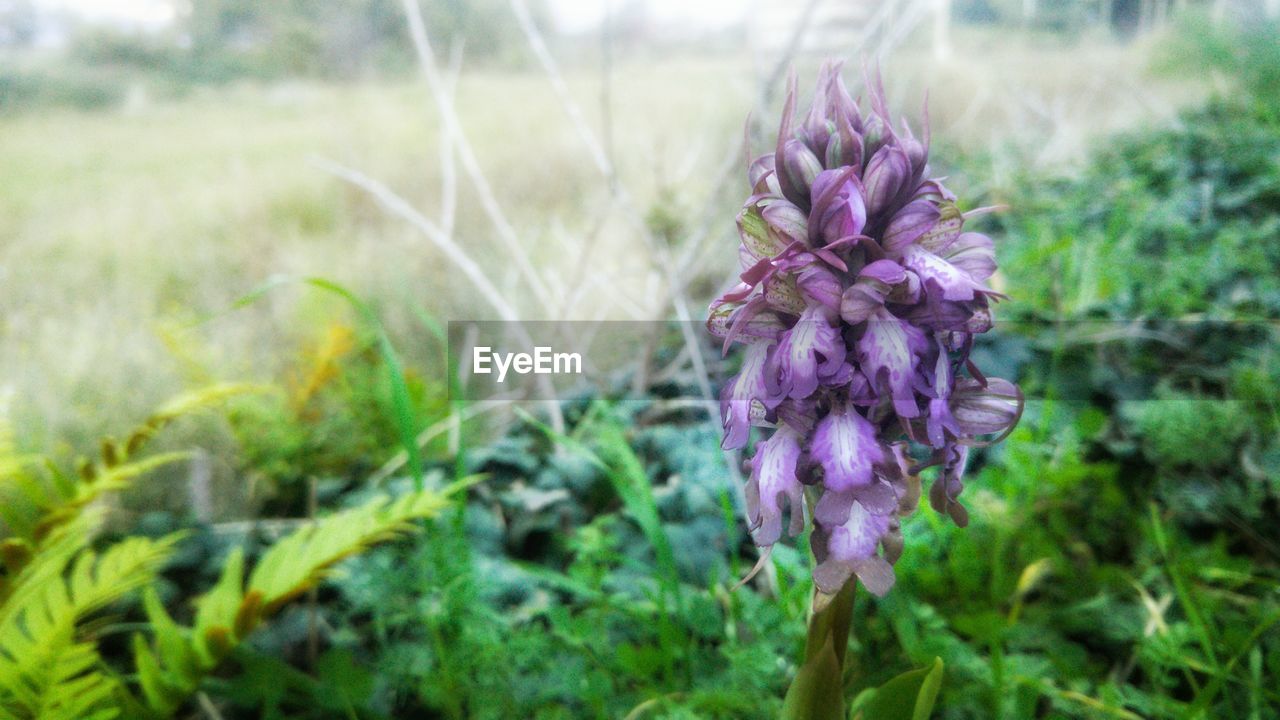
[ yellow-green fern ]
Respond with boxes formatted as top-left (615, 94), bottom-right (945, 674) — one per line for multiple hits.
top-left (0, 385), bottom-right (254, 720)
top-left (0, 384), bottom-right (475, 719)
top-left (129, 477), bottom-right (475, 716)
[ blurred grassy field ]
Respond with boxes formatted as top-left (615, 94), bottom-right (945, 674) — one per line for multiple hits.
top-left (0, 30), bottom-right (1206, 457)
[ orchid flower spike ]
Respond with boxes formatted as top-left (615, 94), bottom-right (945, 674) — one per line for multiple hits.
top-left (708, 61), bottom-right (1022, 597)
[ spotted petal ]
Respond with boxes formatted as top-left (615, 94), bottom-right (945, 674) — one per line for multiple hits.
top-left (719, 342), bottom-right (772, 450)
top-left (811, 405), bottom-right (883, 492)
top-left (745, 424), bottom-right (807, 546)
top-left (857, 308), bottom-right (925, 419)
top-left (767, 305), bottom-right (845, 402)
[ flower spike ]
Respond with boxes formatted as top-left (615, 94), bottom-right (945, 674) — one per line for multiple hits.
top-left (709, 60), bottom-right (1020, 597)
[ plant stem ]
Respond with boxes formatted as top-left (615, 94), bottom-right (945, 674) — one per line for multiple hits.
top-left (806, 581), bottom-right (857, 666)
top-left (782, 580), bottom-right (858, 720)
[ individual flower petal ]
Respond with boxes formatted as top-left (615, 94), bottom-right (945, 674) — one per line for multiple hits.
top-left (763, 272), bottom-right (806, 315)
top-left (706, 292), bottom-right (745, 339)
top-left (928, 444), bottom-right (970, 527)
top-left (852, 480), bottom-right (899, 515)
top-left (858, 258), bottom-right (907, 287)
top-left (854, 260), bottom-right (922, 305)
top-left (925, 339), bottom-right (960, 448)
top-left (882, 200), bottom-right (941, 255)
top-left (720, 295), bottom-right (787, 349)
top-left (810, 405), bottom-right (883, 492)
top-left (858, 308), bottom-right (925, 418)
top-left (942, 232), bottom-right (997, 281)
top-left (901, 244), bottom-right (985, 302)
top-left (885, 442), bottom-right (922, 515)
top-left (881, 525), bottom-right (905, 563)
top-left (719, 341), bottom-right (773, 450)
top-left (736, 204), bottom-right (788, 267)
top-left (762, 200), bottom-right (810, 246)
top-left (744, 423), bottom-right (806, 546)
top-left (916, 202), bottom-right (964, 253)
top-left (766, 305), bottom-right (844, 401)
top-left (966, 303), bottom-right (994, 334)
top-left (900, 294), bottom-right (974, 332)
top-left (851, 556), bottom-right (896, 596)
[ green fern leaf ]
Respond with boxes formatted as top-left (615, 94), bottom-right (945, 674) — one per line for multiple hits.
top-left (0, 535), bottom-right (178, 719)
top-left (131, 476), bottom-right (477, 715)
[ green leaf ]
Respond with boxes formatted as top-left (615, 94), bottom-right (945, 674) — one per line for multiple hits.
top-left (850, 657), bottom-right (944, 720)
top-left (193, 547), bottom-right (245, 666)
top-left (781, 636), bottom-right (846, 720)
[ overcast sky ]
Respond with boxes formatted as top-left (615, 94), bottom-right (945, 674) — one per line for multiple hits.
top-left (32, 0), bottom-right (748, 33)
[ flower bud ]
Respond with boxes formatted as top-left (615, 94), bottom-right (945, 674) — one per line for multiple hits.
top-left (840, 283), bottom-right (885, 324)
top-left (863, 144), bottom-right (912, 217)
top-left (778, 139), bottom-right (822, 209)
top-left (810, 168), bottom-right (866, 244)
top-left (797, 264), bottom-right (843, 312)
top-left (748, 153), bottom-right (778, 195)
top-left (950, 378), bottom-right (1021, 438)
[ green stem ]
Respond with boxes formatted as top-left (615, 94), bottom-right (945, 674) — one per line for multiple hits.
top-left (806, 581), bottom-right (857, 666)
top-left (782, 581), bottom-right (857, 720)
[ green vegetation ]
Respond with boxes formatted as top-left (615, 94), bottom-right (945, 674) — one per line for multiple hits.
top-left (1, 9), bottom-right (1277, 719)
top-left (0, 386), bottom-right (472, 719)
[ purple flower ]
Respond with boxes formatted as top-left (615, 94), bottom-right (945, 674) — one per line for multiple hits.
top-left (810, 404), bottom-right (882, 492)
top-left (718, 341), bottom-right (772, 451)
top-left (709, 60), bottom-right (1022, 597)
top-left (745, 423), bottom-right (807, 546)
top-left (812, 500), bottom-right (895, 595)
top-left (857, 308), bottom-right (926, 420)
top-left (767, 305), bottom-right (845, 402)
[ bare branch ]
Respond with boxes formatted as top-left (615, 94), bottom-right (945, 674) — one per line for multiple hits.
top-left (510, 0), bottom-right (614, 179)
top-left (315, 157), bottom-right (566, 432)
top-left (401, 0), bottom-right (555, 311)
top-left (314, 157), bottom-right (520, 323)
top-left (439, 39), bottom-right (464, 238)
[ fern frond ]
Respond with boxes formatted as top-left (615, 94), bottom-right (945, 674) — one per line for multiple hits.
top-left (1, 384), bottom-right (257, 578)
top-left (0, 386), bottom-right (255, 720)
top-left (120, 384), bottom-right (264, 459)
top-left (30, 642), bottom-right (120, 720)
top-left (30, 453), bottom-right (192, 542)
top-left (131, 476), bottom-right (477, 716)
top-left (0, 534), bottom-right (178, 719)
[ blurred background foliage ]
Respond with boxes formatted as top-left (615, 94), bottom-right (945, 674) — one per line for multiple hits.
top-left (2, 0), bottom-right (1280, 718)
